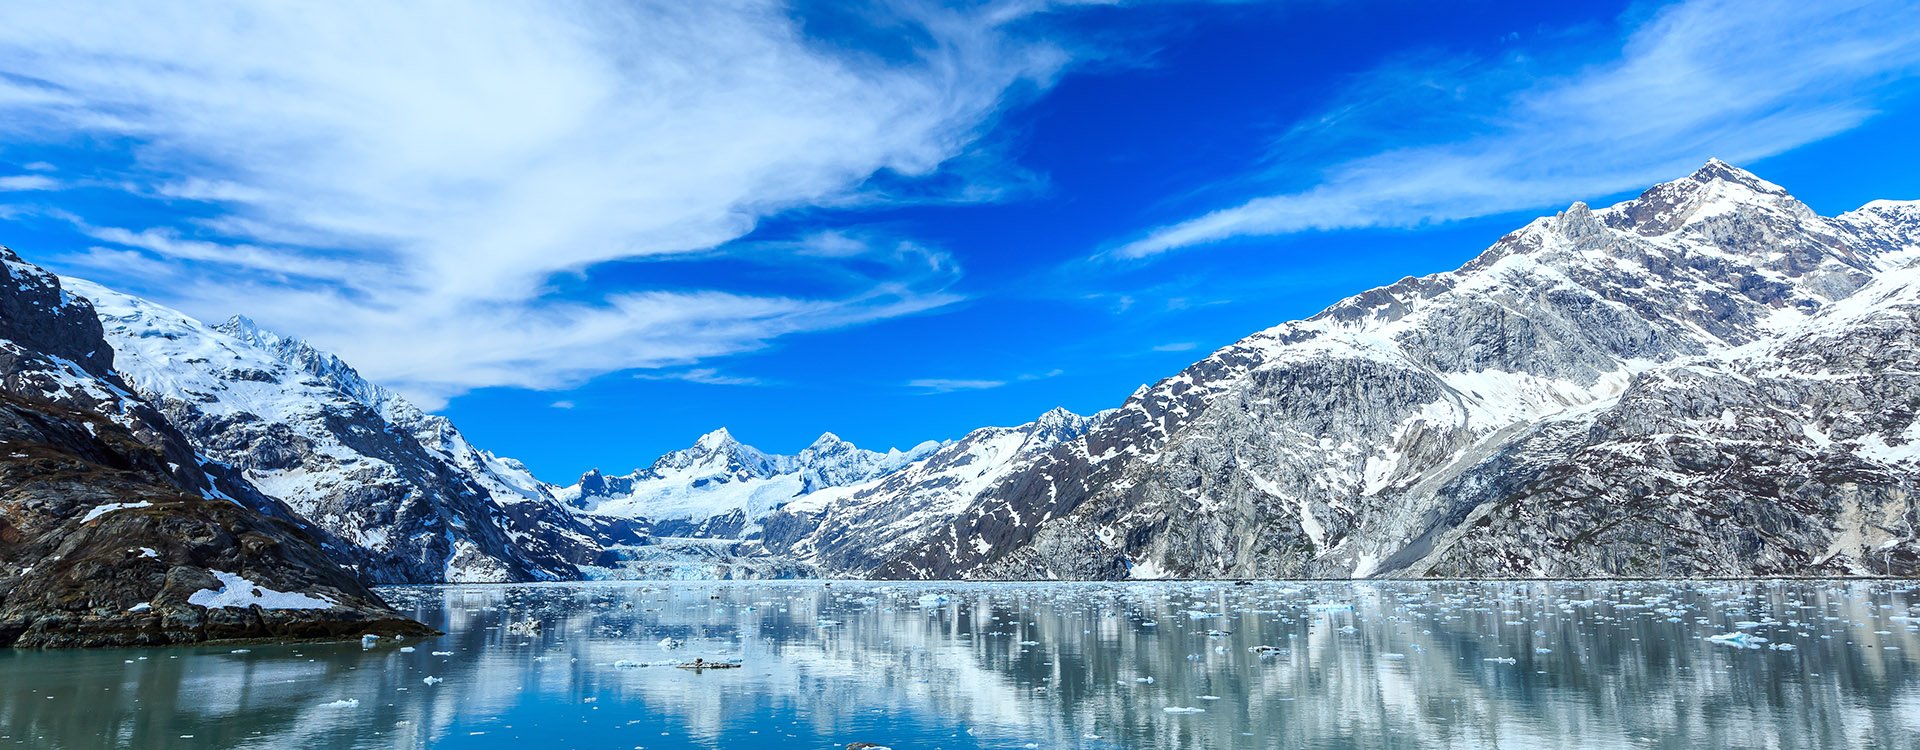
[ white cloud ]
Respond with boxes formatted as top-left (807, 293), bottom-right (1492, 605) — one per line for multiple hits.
top-left (1113, 0), bottom-right (1920, 258)
top-left (907, 378), bottom-right (1008, 394)
top-left (1151, 342), bottom-right (1197, 352)
top-left (0, 1), bottom-right (1074, 405)
top-left (549, 400), bottom-right (577, 410)
top-left (634, 368), bottom-right (764, 387)
top-left (0, 175), bottom-right (58, 191)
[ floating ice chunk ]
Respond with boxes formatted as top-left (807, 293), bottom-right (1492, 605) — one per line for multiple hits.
top-left (917, 594), bottom-right (949, 608)
top-left (1707, 632), bottom-right (1768, 649)
top-left (613, 660), bottom-right (644, 668)
top-left (658, 637), bottom-right (684, 651)
top-left (1381, 653), bottom-right (1407, 660)
top-left (1308, 603), bottom-right (1354, 614)
top-left (361, 634), bottom-right (380, 649)
top-left (1205, 630), bottom-right (1231, 637)
top-left (322, 699), bottom-right (359, 708)
top-left (431, 651), bottom-right (454, 657)
top-left (398, 646), bottom-right (415, 653)
top-left (422, 676), bottom-right (444, 685)
top-left (1768, 643), bottom-right (1796, 651)
top-left (1163, 707), bottom-right (1206, 714)
top-left (1482, 657), bottom-right (1517, 664)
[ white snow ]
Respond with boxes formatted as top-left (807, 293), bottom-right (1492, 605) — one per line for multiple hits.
top-left (80, 501), bottom-right (152, 523)
top-left (186, 570), bottom-right (336, 611)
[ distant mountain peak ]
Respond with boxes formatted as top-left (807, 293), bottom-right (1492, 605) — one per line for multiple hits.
top-left (694, 427), bottom-right (738, 450)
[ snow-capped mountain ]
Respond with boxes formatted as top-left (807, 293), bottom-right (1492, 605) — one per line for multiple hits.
top-left (557, 428), bottom-right (941, 538)
top-left (66, 280), bottom-right (602, 584)
top-left (761, 406), bottom-right (1107, 575)
top-left (0, 246), bottom-right (427, 645)
top-left (16, 158), bottom-right (1912, 590)
top-left (874, 160), bottom-right (1920, 580)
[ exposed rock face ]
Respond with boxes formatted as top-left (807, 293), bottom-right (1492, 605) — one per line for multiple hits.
top-left (66, 280), bottom-right (600, 584)
top-left (764, 407), bottom-right (1105, 575)
top-left (876, 161), bottom-right (1919, 580)
top-left (0, 247), bottom-right (429, 646)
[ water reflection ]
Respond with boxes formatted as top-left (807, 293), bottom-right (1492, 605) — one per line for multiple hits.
top-left (2, 581), bottom-right (1918, 749)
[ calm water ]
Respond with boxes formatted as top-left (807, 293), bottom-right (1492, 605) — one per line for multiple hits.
top-left (3, 580), bottom-right (1918, 749)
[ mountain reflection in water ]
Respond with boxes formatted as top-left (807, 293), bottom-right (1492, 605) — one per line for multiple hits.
top-left (2, 580), bottom-right (1917, 749)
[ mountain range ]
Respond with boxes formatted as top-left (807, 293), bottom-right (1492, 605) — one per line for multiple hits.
top-left (1, 160), bottom-right (1913, 645)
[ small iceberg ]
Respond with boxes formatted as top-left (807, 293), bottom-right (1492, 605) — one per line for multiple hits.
top-left (1163, 706), bottom-right (1206, 714)
top-left (1708, 632), bottom-right (1768, 649)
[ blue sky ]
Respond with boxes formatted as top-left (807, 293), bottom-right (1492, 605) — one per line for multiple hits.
top-left (2, 0), bottom-right (1918, 482)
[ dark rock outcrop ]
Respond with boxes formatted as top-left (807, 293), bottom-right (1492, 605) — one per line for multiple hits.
top-left (0, 245), bottom-right (431, 646)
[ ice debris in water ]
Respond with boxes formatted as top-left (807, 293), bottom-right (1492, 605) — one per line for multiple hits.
top-left (658, 637), bottom-right (684, 650)
top-left (918, 594), bottom-right (949, 608)
top-left (1708, 632), bottom-right (1769, 649)
top-left (322, 699), bottom-right (359, 708)
top-left (1164, 706), bottom-right (1206, 714)
top-left (422, 676), bottom-right (444, 685)
top-left (360, 634), bottom-right (379, 649)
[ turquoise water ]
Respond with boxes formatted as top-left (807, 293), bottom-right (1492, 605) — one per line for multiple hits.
top-left (2, 580), bottom-right (1918, 749)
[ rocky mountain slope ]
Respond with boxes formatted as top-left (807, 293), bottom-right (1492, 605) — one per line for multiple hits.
top-left (875, 160), bottom-right (1919, 580)
top-left (0, 247), bottom-right (429, 646)
top-left (761, 407), bottom-right (1105, 574)
top-left (65, 281), bottom-right (602, 584)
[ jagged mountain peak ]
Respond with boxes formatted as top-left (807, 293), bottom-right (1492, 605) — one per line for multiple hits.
top-left (1599, 159), bottom-right (1809, 237)
top-left (694, 426), bottom-right (740, 450)
top-left (1689, 157), bottom-right (1786, 192)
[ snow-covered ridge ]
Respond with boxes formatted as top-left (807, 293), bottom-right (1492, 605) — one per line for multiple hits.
top-left (555, 426), bottom-right (942, 537)
top-left (65, 278), bottom-right (596, 583)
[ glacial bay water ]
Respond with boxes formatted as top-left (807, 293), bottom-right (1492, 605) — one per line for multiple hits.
top-left (2, 580), bottom-right (1917, 749)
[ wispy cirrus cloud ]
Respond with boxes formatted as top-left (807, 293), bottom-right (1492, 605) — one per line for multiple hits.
top-left (0, 1), bottom-right (1080, 407)
top-left (907, 378), bottom-right (1008, 394)
top-left (0, 175), bottom-right (58, 191)
top-left (1111, 0), bottom-right (1920, 259)
top-left (635, 368), bottom-right (765, 387)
